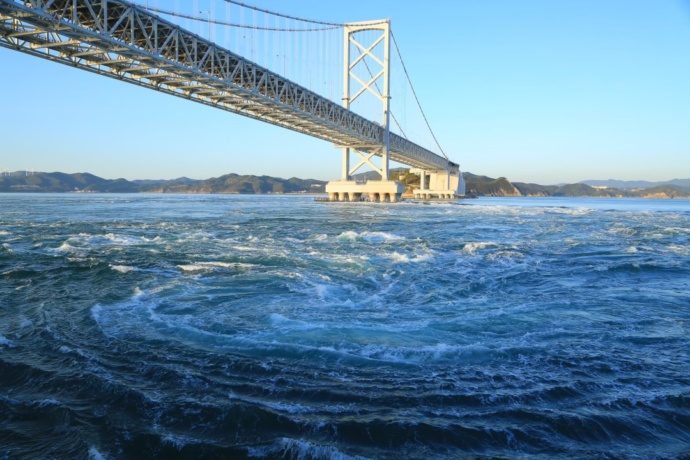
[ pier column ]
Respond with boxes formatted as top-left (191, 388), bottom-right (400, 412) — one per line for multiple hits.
top-left (341, 148), bottom-right (350, 181)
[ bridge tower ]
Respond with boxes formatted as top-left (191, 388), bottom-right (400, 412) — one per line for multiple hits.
top-left (325, 19), bottom-right (405, 202)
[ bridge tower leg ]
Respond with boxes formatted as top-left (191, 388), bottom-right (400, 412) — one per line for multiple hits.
top-left (326, 19), bottom-right (404, 202)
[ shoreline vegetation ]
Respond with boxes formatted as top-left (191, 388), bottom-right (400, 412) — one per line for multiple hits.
top-left (1, 169), bottom-right (689, 198)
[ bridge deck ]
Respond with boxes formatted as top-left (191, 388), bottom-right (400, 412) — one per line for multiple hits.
top-left (0, 0), bottom-right (458, 172)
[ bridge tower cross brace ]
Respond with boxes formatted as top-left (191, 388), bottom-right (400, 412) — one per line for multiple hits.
top-left (341, 19), bottom-right (391, 182)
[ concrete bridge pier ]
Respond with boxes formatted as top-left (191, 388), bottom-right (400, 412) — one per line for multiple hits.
top-left (410, 168), bottom-right (465, 199)
top-left (326, 180), bottom-right (405, 203)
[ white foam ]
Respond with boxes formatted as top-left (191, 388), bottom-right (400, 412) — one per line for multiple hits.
top-left (387, 251), bottom-right (433, 263)
top-left (314, 283), bottom-right (330, 299)
top-left (355, 342), bottom-right (492, 364)
top-left (110, 265), bottom-right (136, 273)
top-left (178, 264), bottom-right (207, 272)
top-left (336, 230), bottom-right (359, 241)
top-left (233, 245), bottom-right (256, 252)
top-left (57, 233), bottom-right (161, 253)
top-left (200, 261), bottom-right (234, 268)
top-left (336, 230), bottom-right (405, 243)
top-left (67, 257), bottom-right (93, 263)
top-left (32, 398), bottom-right (62, 408)
top-left (88, 446), bottom-right (107, 460)
top-left (0, 335), bottom-right (15, 347)
top-left (0, 230), bottom-right (9, 236)
top-left (57, 242), bottom-right (77, 252)
top-left (161, 433), bottom-right (190, 449)
top-left (662, 226), bottom-right (690, 235)
top-left (262, 400), bottom-right (309, 414)
top-left (1, 243), bottom-right (12, 253)
top-left (462, 241), bottom-right (497, 255)
top-left (361, 231), bottom-right (405, 243)
top-left (269, 313), bottom-right (320, 330)
top-left (177, 261), bottom-right (237, 272)
top-left (487, 250), bottom-right (524, 261)
top-left (104, 233), bottom-right (160, 245)
top-left (389, 252), bottom-right (410, 263)
top-left (667, 244), bottom-right (690, 256)
top-left (247, 437), bottom-right (369, 460)
top-left (91, 304), bottom-right (102, 322)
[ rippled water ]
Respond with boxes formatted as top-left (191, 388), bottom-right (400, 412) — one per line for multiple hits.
top-left (1, 194), bottom-right (689, 459)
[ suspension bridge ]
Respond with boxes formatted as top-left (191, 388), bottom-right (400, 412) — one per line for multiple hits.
top-left (0, 0), bottom-right (465, 201)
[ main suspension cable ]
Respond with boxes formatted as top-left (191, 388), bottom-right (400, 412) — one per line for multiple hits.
top-left (140, 1), bottom-right (440, 158)
top-left (221, 0), bottom-right (386, 27)
top-left (391, 31), bottom-right (449, 160)
top-left (144, 6), bottom-right (342, 32)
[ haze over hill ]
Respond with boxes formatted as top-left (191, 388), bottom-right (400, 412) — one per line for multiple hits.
top-left (1, 170), bottom-right (689, 198)
top-left (579, 179), bottom-right (690, 189)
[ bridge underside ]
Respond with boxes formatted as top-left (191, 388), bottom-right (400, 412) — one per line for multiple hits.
top-left (0, 0), bottom-right (460, 174)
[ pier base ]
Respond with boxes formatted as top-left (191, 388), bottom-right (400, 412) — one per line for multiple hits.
top-left (325, 180), bottom-right (405, 202)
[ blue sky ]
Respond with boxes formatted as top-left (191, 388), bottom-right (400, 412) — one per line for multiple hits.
top-left (1, 0), bottom-right (689, 184)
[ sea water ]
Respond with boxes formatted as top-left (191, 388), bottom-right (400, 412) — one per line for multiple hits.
top-left (0, 194), bottom-right (688, 459)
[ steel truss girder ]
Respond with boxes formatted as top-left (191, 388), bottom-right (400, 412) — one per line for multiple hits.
top-left (0, 0), bottom-right (458, 172)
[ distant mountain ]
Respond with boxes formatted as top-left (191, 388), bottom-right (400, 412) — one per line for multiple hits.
top-left (463, 174), bottom-right (690, 198)
top-left (513, 180), bottom-right (690, 198)
top-left (144, 173), bottom-right (325, 194)
top-left (580, 178), bottom-right (690, 189)
top-left (0, 172), bottom-right (325, 194)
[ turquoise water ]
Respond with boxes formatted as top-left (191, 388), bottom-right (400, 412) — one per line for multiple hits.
top-left (1, 194), bottom-right (689, 459)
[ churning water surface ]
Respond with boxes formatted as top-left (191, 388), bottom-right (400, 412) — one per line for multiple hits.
top-left (1, 194), bottom-right (689, 459)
